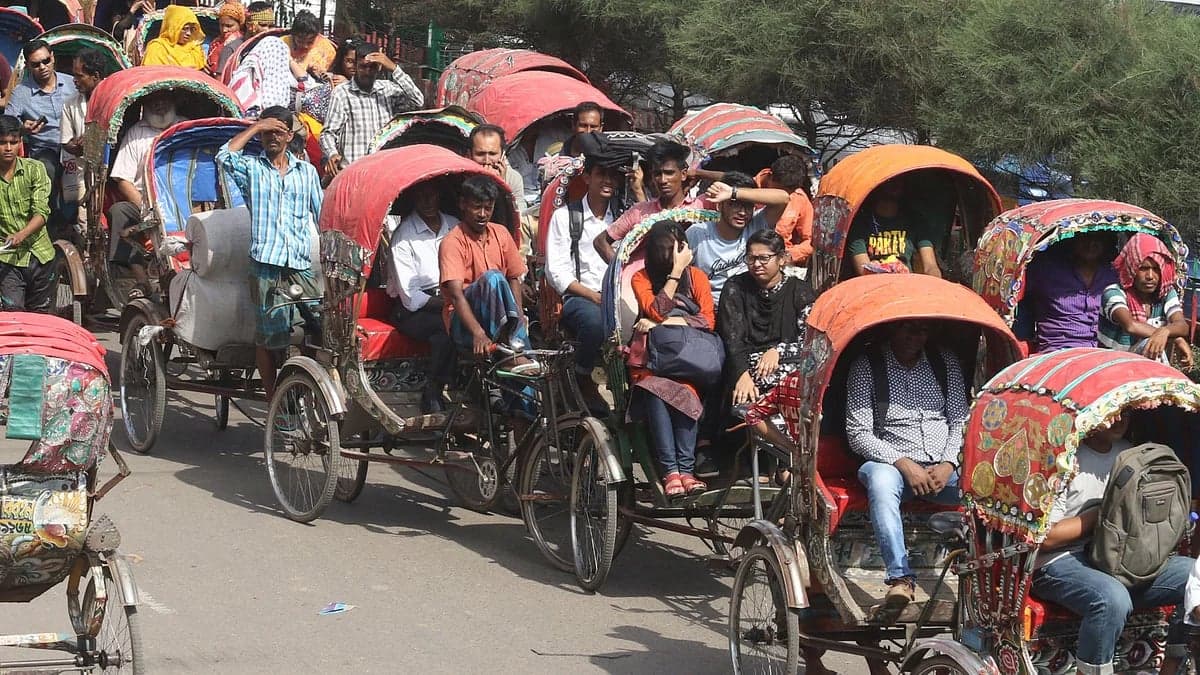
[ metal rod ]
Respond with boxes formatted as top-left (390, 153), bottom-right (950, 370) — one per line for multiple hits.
top-left (165, 378), bottom-right (267, 401)
top-left (617, 506), bottom-right (734, 543)
top-left (751, 445), bottom-right (763, 521)
top-left (795, 632), bottom-right (902, 662)
top-left (0, 658), bottom-right (81, 668)
top-left (338, 448), bottom-right (475, 473)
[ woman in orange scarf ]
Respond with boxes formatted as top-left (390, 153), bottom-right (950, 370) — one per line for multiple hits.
top-left (282, 9), bottom-right (335, 77)
top-left (142, 5), bottom-right (206, 69)
top-left (207, 0), bottom-right (246, 75)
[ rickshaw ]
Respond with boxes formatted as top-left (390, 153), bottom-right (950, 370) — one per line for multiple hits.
top-left (725, 273), bottom-right (1022, 673)
top-left (0, 8), bottom-right (43, 81)
top-left (367, 106), bottom-right (482, 155)
top-left (901, 348), bottom-right (1200, 673)
top-left (435, 47), bottom-right (589, 108)
top-left (0, 0), bottom-right (80, 29)
top-left (809, 144), bottom-right (1002, 294)
top-left (263, 144), bottom-right (598, 524)
top-left (12, 23), bottom-right (130, 81)
top-left (466, 71), bottom-right (631, 150)
top-left (520, 207), bottom-right (795, 591)
top-left (78, 65), bottom-right (241, 315)
top-left (127, 7), bottom-right (221, 66)
top-left (116, 117), bottom-right (263, 454)
top-left (971, 198), bottom-right (1189, 356)
top-left (668, 102), bottom-right (812, 178)
top-left (0, 312), bottom-right (140, 673)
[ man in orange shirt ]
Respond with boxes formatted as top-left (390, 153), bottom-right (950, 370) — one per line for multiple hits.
top-left (439, 175), bottom-right (537, 372)
top-left (756, 154), bottom-right (814, 266)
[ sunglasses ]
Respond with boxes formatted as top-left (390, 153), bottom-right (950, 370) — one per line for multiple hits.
top-left (28, 57), bottom-right (52, 68)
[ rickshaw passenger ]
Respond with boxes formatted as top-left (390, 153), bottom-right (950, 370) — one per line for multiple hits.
top-left (718, 230), bottom-right (815, 409)
top-left (283, 10), bottom-right (336, 77)
top-left (544, 155), bottom-right (619, 414)
top-left (759, 154), bottom-right (814, 266)
top-left (107, 92), bottom-right (182, 294)
top-left (217, 107), bottom-right (323, 399)
top-left (1098, 233), bottom-right (1193, 368)
top-left (0, 115), bottom-right (53, 312)
top-left (595, 140), bottom-right (695, 263)
top-left (7, 40), bottom-right (75, 220)
top-left (386, 181), bottom-right (456, 413)
top-left (467, 124), bottom-right (527, 214)
top-left (320, 42), bottom-right (424, 177)
top-left (209, 1), bottom-right (246, 75)
top-left (244, 2), bottom-right (276, 38)
top-left (846, 178), bottom-right (942, 277)
top-left (1017, 233), bottom-right (1116, 353)
top-left (1032, 413), bottom-right (1192, 675)
top-left (689, 171), bottom-right (788, 304)
top-left (141, 6), bottom-right (206, 70)
top-left (845, 319), bottom-right (968, 610)
top-left (438, 175), bottom-right (538, 373)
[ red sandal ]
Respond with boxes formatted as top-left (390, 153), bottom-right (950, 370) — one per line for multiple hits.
top-left (663, 472), bottom-right (685, 498)
top-left (680, 473), bottom-right (707, 495)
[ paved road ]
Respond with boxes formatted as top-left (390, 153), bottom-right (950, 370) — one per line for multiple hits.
top-left (0, 330), bottom-right (863, 674)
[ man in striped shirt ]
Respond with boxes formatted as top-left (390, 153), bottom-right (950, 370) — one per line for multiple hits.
top-left (0, 115), bottom-right (53, 312)
top-left (217, 106), bottom-right (323, 398)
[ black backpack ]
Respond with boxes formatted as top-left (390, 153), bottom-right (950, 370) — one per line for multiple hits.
top-left (865, 346), bottom-right (953, 434)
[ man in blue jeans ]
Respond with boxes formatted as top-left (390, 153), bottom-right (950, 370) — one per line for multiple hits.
top-left (1032, 413), bottom-right (1191, 675)
top-left (845, 320), bottom-right (969, 616)
top-left (543, 153), bottom-right (620, 415)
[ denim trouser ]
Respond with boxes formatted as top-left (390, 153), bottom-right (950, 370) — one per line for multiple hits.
top-left (645, 392), bottom-right (697, 476)
top-left (448, 270), bottom-right (529, 350)
top-left (1032, 551), bottom-right (1190, 672)
top-left (559, 294), bottom-right (603, 373)
top-left (857, 460), bottom-right (961, 582)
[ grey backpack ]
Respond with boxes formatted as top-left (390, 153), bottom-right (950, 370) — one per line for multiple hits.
top-left (1089, 442), bottom-right (1191, 588)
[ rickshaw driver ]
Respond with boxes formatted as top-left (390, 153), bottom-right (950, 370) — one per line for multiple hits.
top-left (594, 140), bottom-right (695, 263)
top-left (845, 319), bottom-right (968, 613)
top-left (438, 175), bottom-right (540, 374)
top-left (107, 92), bottom-right (182, 296)
top-left (846, 178), bottom-right (942, 278)
top-left (217, 106), bottom-right (324, 400)
top-left (1032, 413), bottom-right (1193, 675)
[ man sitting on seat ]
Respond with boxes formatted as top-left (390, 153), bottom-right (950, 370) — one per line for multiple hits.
top-left (1032, 412), bottom-right (1192, 675)
top-left (386, 179), bottom-right (456, 413)
top-left (845, 320), bottom-right (968, 613)
top-left (846, 178), bottom-right (941, 277)
top-left (438, 175), bottom-right (537, 373)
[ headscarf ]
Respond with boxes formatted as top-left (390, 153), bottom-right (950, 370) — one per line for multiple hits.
top-left (218, 0), bottom-right (245, 24)
top-left (1113, 232), bottom-right (1177, 319)
top-left (228, 36), bottom-right (296, 115)
top-left (247, 8), bottom-right (274, 27)
top-left (141, 5), bottom-right (205, 69)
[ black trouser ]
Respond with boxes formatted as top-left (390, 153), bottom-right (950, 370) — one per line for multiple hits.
top-left (0, 256), bottom-right (56, 312)
top-left (107, 201), bottom-right (147, 266)
top-left (392, 301), bottom-right (455, 389)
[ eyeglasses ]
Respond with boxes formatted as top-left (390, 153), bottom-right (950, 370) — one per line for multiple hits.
top-left (28, 57), bottom-right (51, 68)
top-left (747, 254), bottom-right (779, 266)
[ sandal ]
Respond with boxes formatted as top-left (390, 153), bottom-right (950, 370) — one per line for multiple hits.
top-left (680, 473), bottom-right (707, 495)
top-left (663, 472), bottom-right (685, 498)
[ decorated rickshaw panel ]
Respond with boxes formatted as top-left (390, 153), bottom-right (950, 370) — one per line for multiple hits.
top-left (14, 24), bottom-right (130, 82)
top-left (666, 103), bottom-right (809, 167)
top-left (435, 48), bottom-right (589, 108)
top-left (368, 106), bottom-right (480, 154)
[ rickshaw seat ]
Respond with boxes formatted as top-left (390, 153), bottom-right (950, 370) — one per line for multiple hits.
top-left (1023, 594), bottom-right (1174, 635)
top-left (357, 288), bottom-right (430, 361)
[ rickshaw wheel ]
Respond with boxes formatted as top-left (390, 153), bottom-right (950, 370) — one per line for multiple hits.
top-left (119, 313), bottom-right (165, 455)
top-left (82, 564), bottom-right (144, 674)
top-left (909, 655), bottom-right (968, 675)
top-left (265, 372), bottom-right (340, 523)
top-left (334, 444), bottom-right (368, 503)
top-left (570, 416), bottom-right (620, 592)
top-left (729, 546), bottom-right (799, 674)
top-left (520, 417), bottom-right (583, 573)
top-left (54, 277), bottom-right (81, 325)
top-left (444, 431), bottom-right (502, 513)
top-left (214, 395), bottom-right (229, 431)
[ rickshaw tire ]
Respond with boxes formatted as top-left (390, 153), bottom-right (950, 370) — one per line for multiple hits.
top-left (570, 416), bottom-right (619, 593)
top-left (85, 563), bottom-right (145, 674)
top-left (444, 433), bottom-right (504, 514)
top-left (214, 395), bottom-right (229, 431)
top-left (729, 545), bottom-right (799, 675)
top-left (519, 419), bottom-right (578, 573)
top-left (334, 448), bottom-right (368, 503)
top-left (908, 655), bottom-right (968, 675)
top-left (613, 481), bottom-right (635, 559)
top-left (264, 372), bottom-right (340, 523)
top-left (119, 313), bottom-right (165, 455)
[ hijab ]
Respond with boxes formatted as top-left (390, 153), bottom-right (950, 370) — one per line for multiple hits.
top-left (1114, 232), bottom-right (1177, 319)
top-left (142, 5), bottom-right (206, 69)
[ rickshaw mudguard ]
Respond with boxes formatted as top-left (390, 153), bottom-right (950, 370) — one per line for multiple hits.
top-left (117, 298), bottom-right (168, 345)
top-left (278, 355), bottom-right (347, 419)
top-left (104, 552), bottom-right (139, 608)
top-left (733, 520), bottom-right (809, 609)
top-left (53, 239), bottom-right (87, 296)
top-left (901, 637), bottom-right (999, 674)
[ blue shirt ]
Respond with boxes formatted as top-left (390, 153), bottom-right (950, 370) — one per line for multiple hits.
top-left (215, 144), bottom-right (323, 269)
top-left (685, 211), bottom-right (768, 304)
top-left (7, 74), bottom-right (77, 155)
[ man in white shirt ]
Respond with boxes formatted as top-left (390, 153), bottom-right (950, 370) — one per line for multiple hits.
top-left (387, 180), bottom-right (456, 413)
top-left (544, 156), bottom-right (617, 413)
top-left (60, 49), bottom-right (108, 233)
top-left (107, 91), bottom-right (179, 293)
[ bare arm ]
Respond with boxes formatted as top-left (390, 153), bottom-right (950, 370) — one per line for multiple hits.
top-left (851, 252), bottom-right (871, 276)
top-left (112, 178), bottom-right (142, 207)
top-left (593, 230), bottom-right (615, 263)
top-left (1042, 508), bottom-right (1099, 550)
top-left (443, 278), bottom-right (490, 356)
top-left (917, 245), bottom-right (942, 278)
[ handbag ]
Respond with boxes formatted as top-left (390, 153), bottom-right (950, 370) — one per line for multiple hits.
top-left (647, 324), bottom-right (724, 383)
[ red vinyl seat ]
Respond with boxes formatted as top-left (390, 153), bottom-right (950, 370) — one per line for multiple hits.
top-left (357, 288), bottom-right (430, 361)
top-left (1023, 594), bottom-right (1172, 637)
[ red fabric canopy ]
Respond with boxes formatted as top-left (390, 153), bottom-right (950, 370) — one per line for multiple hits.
top-left (668, 103), bottom-right (808, 160)
top-left (0, 313), bottom-right (108, 377)
top-left (319, 144), bottom-right (519, 254)
top-left (86, 66), bottom-right (241, 142)
top-left (436, 48), bottom-right (588, 107)
top-left (466, 71), bottom-right (631, 143)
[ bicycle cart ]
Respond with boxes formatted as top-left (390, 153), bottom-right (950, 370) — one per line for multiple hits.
top-left (368, 106), bottom-right (482, 156)
top-left (0, 312), bottom-right (140, 673)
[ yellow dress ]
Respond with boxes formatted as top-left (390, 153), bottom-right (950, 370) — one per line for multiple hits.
top-left (141, 5), bottom-right (206, 69)
top-left (282, 34), bottom-right (336, 72)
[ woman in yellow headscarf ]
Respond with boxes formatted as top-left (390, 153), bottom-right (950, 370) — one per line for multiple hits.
top-left (141, 5), bottom-right (206, 69)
